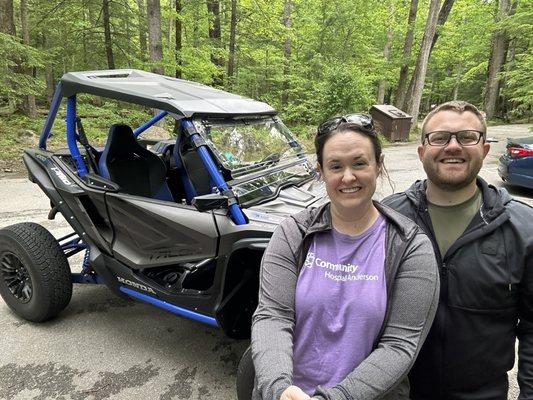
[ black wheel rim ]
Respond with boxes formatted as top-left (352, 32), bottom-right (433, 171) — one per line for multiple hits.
top-left (0, 252), bottom-right (33, 303)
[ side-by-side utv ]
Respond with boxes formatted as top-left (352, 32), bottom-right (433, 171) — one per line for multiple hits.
top-left (0, 69), bottom-right (327, 341)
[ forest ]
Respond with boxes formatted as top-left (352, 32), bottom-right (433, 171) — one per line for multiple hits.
top-left (0, 0), bottom-right (531, 161)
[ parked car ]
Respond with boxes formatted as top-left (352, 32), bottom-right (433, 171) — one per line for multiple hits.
top-left (498, 136), bottom-right (533, 190)
top-left (0, 70), bottom-right (327, 345)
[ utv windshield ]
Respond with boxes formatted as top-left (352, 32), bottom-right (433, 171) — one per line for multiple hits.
top-left (193, 116), bottom-right (315, 205)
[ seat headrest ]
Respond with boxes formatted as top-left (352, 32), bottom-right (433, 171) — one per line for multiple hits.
top-left (106, 124), bottom-right (138, 156)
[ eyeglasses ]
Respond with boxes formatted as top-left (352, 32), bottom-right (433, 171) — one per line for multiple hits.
top-left (424, 130), bottom-right (484, 146)
top-left (317, 114), bottom-right (374, 136)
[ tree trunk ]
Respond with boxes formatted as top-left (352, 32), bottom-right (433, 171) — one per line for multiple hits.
top-left (82, 10), bottom-right (89, 67)
top-left (168, 0), bottom-right (173, 49)
top-left (484, 0), bottom-right (512, 120)
top-left (404, 0), bottom-right (455, 108)
top-left (0, 0), bottom-right (16, 35)
top-left (263, 48), bottom-right (269, 97)
top-left (45, 67), bottom-right (55, 104)
top-left (102, 0), bottom-right (115, 69)
top-left (20, 0), bottom-right (37, 117)
top-left (407, 0), bottom-right (441, 125)
top-left (425, 75), bottom-right (436, 111)
top-left (377, 30), bottom-right (393, 104)
top-left (429, 0), bottom-right (455, 53)
top-left (147, 0), bottom-right (164, 74)
top-left (499, 37), bottom-right (515, 120)
top-left (281, 0), bottom-right (292, 108)
top-left (193, 0), bottom-right (200, 48)
top-left (1, 0), bottom-right (16, 114)
top-left (173, 0), bottom-right (182, 134)
top-left (452, 66), bottom-right (462, 100)
top-left (499, 1), bottom-right (518, 120)
top-left (227, 0), bottom-right (237, 85)
top-left (394, 0), bottom-right (418, 111)
top-left (20, 0), bottom-right (30, 47)
top-left (175, 0), bottom-right (182, 78)
top-left (136, 0), bottom-right (148, 62)
top-left (378, 4), bottom-right (394, 104)
top-left (37, 32), bottom-right (55, 105)
top-left (207, 0), bottom-right (223, 85)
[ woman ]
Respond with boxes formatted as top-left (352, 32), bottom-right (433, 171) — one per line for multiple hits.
top-left (250, 114), bottom-right (439, 400)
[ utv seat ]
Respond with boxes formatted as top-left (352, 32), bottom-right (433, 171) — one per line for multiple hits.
top-left (168, 132), bottom-right (215, 204)
top-left (98, 124), bottom-right (174, 201)
top-left (179, 141), bottom-right (213, 198)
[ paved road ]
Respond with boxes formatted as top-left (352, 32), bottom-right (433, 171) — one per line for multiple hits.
top-left (0, 124), bottom-right (531, 399)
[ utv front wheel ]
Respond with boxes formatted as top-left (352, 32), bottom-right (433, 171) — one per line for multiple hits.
top-left (0, 223), bottom-right (72, 322)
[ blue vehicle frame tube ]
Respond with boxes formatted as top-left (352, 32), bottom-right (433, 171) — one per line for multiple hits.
top-left (181, 119), bottom-right (247, 225)
top-left (71, 273), bottom-right (103, 284)
top-left (119, 286), bottom-right (219, 327)
top-left (134, 110), bottom-right (168, 137)
top-left (66, 96), bottom-right (88, 176)
top-left (39, 82), bottom-right (63, 150)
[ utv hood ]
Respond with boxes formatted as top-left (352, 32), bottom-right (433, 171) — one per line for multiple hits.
top-left (244, 180), bottom-right (328, 225)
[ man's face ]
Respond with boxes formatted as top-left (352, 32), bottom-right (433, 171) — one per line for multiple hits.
top-left (418, 110), bottom-right (490, 191)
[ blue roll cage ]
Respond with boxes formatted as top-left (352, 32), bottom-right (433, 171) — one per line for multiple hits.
top-left (37, 82), bottom-right (255, 327)
top-left (39, 83), bottom-right (247, 226)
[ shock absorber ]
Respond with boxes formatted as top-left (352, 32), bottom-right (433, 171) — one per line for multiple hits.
top-left (82, 248), bottom-right (91, 274)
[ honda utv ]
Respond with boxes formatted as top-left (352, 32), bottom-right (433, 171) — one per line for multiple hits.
top-left (0, 69), bottom-right (326, 397)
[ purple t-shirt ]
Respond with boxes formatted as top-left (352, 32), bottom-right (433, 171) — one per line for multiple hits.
top-left (292, 214), bottom-right (387, 394)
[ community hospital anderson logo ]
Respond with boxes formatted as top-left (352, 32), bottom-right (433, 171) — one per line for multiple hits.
top-left (304, 252), bottom-right (379, 283)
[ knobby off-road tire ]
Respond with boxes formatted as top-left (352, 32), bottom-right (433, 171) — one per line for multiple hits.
top-left (0, 222), bottom-right (72, 322)
top-left (236, 345), bottom-right (255, 400)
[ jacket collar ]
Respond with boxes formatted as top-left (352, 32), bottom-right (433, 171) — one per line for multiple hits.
top-left (404, 177), bottom-right (510, 224)
top-left (292, 200), bottom-right (419, 241)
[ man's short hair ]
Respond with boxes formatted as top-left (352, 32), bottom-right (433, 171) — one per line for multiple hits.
top-left (421, 100), bottom-right (487, 142)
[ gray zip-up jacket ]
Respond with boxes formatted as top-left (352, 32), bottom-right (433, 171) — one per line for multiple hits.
top-left (251, 202), bottom-right (440, 400)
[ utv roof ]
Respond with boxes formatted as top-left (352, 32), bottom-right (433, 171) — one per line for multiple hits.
top-left (60, 69), bottom-right (277, 118)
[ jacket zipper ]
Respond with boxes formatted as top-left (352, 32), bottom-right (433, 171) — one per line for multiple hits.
top-left (417, 205), bottom-right (446, 399)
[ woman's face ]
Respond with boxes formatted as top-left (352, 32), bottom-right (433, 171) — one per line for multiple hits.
top-left (318, 130), bottom-right (380, 217)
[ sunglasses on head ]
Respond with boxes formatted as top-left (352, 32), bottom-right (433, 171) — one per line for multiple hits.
top-left (317, 113), bottom-right (374, 137)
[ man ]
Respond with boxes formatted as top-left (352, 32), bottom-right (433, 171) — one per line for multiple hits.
top-left (383, 100), bottom-right (533, 400)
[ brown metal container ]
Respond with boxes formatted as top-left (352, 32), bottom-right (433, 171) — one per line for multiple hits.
top-left (369, 105), bottom-right (412, 141)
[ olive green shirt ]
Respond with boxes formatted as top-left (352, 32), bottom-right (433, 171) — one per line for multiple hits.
top-left (427, 188), bottom-right (482, 256)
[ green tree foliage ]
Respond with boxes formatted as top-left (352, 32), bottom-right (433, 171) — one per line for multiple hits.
top-left (425, 0), bottom-right (494, 106)
top-left (501, 2), bottom-right (532, 119)
top-left (0, 32), bottom-right (44, 109)
top-left (0, 0), bottom-right (530, 126)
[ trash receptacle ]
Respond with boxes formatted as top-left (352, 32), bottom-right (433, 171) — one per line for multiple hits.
top-left (369, 105), bottom-right (412, 141)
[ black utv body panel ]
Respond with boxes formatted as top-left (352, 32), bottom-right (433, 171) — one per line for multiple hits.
top-left (2, 69), bottom-right (327, 339)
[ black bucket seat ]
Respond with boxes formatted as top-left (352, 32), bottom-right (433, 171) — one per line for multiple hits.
top-left (98, 124), bottom-right (173, 201)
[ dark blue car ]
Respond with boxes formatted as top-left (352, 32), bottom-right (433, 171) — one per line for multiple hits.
top-left (498, 136), bottom-right (533, 189)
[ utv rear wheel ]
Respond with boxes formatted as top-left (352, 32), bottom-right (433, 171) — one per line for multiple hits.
top-left (236, 345), bottom-right (255, 400)
top-left (0, 223), bottom-right (72, 322)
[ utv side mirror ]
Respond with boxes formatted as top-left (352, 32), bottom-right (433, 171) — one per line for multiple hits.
top-left (192, 193), bottom-right (229, 212)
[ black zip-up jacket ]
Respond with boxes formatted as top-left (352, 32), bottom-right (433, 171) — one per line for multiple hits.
top-left (383, 177), bottom-right (533, 400)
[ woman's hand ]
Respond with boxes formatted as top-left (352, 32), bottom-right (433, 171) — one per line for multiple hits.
top-left (279, 385), bottom-right (310, 400)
